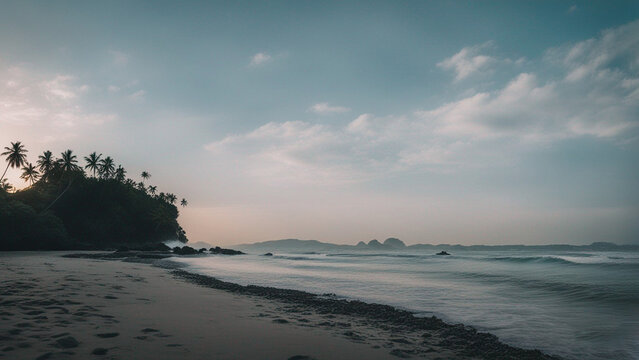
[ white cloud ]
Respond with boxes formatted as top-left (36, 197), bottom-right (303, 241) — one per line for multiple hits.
top-left (128, 90), bottom-right (146, 102)
top-left (204, 21), bottom-right (639, 186)
top-left (249, 52), bottom-right (272, 67)
top-left (437, 42), bottom-right (496, 81)
top-left (0, 64), bottom-right (116, 143)
top-left (109, 50), bottom-right (129, 66)
top-left (309, 102), bottom-right (350, 114)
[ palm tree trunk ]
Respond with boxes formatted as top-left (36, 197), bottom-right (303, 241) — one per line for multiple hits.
top-left (42, 178), bottom-right (74, 212)
top-left (0, 162), bottom-right (10, 183)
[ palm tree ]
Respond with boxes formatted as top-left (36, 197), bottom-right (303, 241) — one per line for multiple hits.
top-left (0, 179), bottom-right (13, 192)
top-left (84, 152), bottom-right (102, 177)
top-left (36, 151), bottom-right (55, 181)
top-left (115, 165), bottom-right (127, 182)
top-left (20, 163), bottom-right (40, 185)
top-left (141, 171), bottom-right (151, 181)
top-left (137, 181), bottom-right (146, 192)
top-left (1, 141), bottom-right (28, 182)
top-left (166, 193), bottom-right (177, 204)
top-left (59, 150), bottom-right (80, 173)
top-left (42, 150), bottom-right (81, 212)
top-left (99, 156), bottom-right (115, 179)
top-left (180, 198), bottom-right (188, 207)
top-left (148, 185), bottom-right (157, 195)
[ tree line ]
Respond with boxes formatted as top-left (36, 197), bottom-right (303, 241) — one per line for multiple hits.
top-left (1, 141), bottom-right (187, 207)
top-left (1, 141), bottom-right (189, 250)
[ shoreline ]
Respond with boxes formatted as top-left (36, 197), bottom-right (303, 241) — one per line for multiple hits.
top-left (73, 251), bottom-right (560, 359)
top-left (1, 251), bottom-right (561, 359)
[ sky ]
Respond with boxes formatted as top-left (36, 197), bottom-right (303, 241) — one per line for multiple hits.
top-left (1, 1), bottom-right (638, 246)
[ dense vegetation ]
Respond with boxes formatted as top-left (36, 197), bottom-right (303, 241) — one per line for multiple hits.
top-left (0, 141), bottom-right (188, 250)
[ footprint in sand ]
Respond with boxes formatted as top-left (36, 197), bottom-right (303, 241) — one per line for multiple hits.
top-left (95, 332), bottom-right (119, 338)
top-left (92, 348), bottom-right (108, 355)
top-left (53, 336), bottom-right (79, 349)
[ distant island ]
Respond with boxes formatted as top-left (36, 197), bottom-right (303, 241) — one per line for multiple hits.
top-left (238, 238), bottom-right (639, 253)
top-left (0, 141), bottom-right (188, 250)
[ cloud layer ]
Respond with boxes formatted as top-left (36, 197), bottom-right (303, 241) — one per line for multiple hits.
top-left (249, 52), bottom-right (272, 67)
top-left (0, 64), bottom-right (116, 144)
top-left (206, 21), bottom-right (639, 185)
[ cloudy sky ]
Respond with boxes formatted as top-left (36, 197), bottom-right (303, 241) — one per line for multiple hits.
top-left (1, 1), bottom-right (638, 245)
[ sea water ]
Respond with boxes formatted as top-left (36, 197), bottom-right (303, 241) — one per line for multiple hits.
top-left (173, 250), bottom-right (639, 360)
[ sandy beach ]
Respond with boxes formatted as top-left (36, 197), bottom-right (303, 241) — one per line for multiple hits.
top-left (0, 252), bottom-right (558, 360)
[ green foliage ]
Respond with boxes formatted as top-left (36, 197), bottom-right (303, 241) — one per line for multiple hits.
top-left (0, 199), bottom-right (70, 250)
top-left (1, 163), bottom-right (187, 250)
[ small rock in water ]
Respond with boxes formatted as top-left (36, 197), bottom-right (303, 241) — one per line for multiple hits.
top-left (436, 251), bottom-right (450, 256)
top-left (263, 252), bottom-right (273, 256)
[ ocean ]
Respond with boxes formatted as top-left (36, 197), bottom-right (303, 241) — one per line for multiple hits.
top-left (172, 249), bottom-right (639, 360)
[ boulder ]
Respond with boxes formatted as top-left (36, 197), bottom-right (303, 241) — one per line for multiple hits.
top-left (209, 246), bottom-right (245, 255)
top-left (173, 246), bottom-right (198, 255)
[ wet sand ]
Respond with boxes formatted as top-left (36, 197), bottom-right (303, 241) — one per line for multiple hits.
top-left (0, 252), bottom-right (559, 359)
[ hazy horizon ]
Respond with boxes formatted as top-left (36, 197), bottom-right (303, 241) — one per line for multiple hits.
top-left (2, 1), bottom-right (639, 246)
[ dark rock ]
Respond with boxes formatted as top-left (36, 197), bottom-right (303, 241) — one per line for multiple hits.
top-left (54, 336), bottom-right (79, 348)
top-left (391, 338), bottom-right (411, 344)
top-left (272, 318), bottom-right (289, 324)
top-left (343, 331), bottom-right (365, 341)
top-left (141, 328), bottom-right (159, 333)
top-left (263, 252), bottom-right (273, 256)
top-left (209, 246), bottom-right (245, 255)
top-left (173, 246), bottom-right (198, 255)
top-left (436, 251), bottom-right (450, 256)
